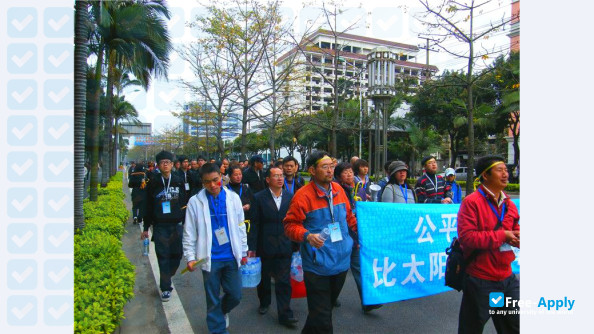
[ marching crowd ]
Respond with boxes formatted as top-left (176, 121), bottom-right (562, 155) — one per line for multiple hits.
top-left (127, 150), bottom-right (519, 334)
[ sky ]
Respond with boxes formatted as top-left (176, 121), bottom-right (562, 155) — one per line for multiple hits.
top-left (123, 0), bottom-right (512, 137)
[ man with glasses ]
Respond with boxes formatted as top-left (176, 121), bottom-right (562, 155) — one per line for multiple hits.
top-left (414, 156), bottom-right (453, 204)
top-left (142, 151), bottom-right (188, 302)
top-left (248, 167), bottom-right (298, 327)
top-left (183, 163), bottom-right (248, 333)
top-left (284, 151), bottom-right (358, 333)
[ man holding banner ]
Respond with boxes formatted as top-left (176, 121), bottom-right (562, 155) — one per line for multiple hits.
top-left (457, 155), bottom-right (520, 334)
top-left (415, 156), bottom-right (452, 204)
top-left (284, 151), bottom-right (357, 334)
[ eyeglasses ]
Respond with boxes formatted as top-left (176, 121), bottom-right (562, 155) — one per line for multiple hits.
top-left (317, 164), bottom-right (334, 171)
top-left (159, 160), bottom-right (172, 165)
top-left (269, 174), bottom-right (284, 179)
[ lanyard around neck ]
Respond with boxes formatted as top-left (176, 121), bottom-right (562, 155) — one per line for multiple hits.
top-left (478, 188), bottom-right (506, 223)
top-left (227, 184), bottom-right (242, 198)
top-left (424, 173), bottom-right (438, 193)
top-left (161, 176), bottom-right (171, 194)
top-left (284, 178), bottom-right (295, 194)
top-left (399, 183), bottom-right (408, 203)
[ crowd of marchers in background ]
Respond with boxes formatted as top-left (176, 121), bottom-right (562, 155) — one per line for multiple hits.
top-left (126, 150), bottom-right (519, 334)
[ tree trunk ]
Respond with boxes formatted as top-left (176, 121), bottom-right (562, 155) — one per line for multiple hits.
top-left (90, 47), bottom-right (104, 201)
top-left (101, 50), bottom-right (116, 186)
top-left (74, 0), bottom-right (88, 230)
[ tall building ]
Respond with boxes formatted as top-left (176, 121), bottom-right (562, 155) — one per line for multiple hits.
top-left (276, 29), bottom-right (438, 113)
top-left (182, 104), bottom-right (241, 140)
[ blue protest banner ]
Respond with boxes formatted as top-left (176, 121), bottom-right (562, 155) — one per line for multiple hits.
top-left (356, 199), bottom-right (520, 305)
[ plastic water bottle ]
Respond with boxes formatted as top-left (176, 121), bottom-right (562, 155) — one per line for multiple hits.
top-left (142, 238), bottom-right (149, 256)
top-left (319, 228), bottom-right (330, 243)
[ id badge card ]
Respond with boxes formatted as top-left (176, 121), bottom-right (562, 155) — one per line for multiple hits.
top-left (499, 243), bottom-right (512, 252)
top-left (215, 227), bottom-right (230, 245)
top-left (185, 183), bottom-right (190, 191)
top-left (162, 201), bottom-right (171, 214)
top-left (328, 222), bottom-right (343, 242)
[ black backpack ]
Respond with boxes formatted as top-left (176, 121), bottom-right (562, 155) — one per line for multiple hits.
top-left (444, 237), bottom-right (470, 291)
top-left (445, 220), bottom-right (502, 291)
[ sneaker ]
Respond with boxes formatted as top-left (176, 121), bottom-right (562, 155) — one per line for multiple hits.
top-left (133, 217), bottom-right (138, 224)
top-left (224, 313), bottom-right (229, 328)
top-left (161, 290), bottom-right (171, 302)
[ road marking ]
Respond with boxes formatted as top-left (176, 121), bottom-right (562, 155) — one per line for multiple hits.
top-left (138, 216), bottom-right (192, 332)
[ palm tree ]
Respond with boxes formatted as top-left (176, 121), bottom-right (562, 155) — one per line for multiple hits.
top-left (87, 0), bottom-right (172, 191)
top-left (74, 0), bottom-right (89, 231)
top-left (112, 95), bottom-right (140, 165)
top-left (100, 0), bottom-right (172, 185)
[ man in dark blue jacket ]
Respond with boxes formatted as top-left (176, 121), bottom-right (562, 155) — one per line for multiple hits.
top-left (142, 150), bottom-right (188, 302)
top-left (248, 167), bottom-right (298, 327)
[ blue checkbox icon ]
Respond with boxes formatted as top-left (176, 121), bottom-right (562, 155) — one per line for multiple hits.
top-left (44, 260), bottom-right (73, 290)
top-left (8, 259), bottom-right (38, 290)
top-left (44, 43), bottom-right (72, 74)
top-left (7, 295), bottom-right (38, 326)
top-left (44, 152), bottom-right (73, 182)
top-left (7, 80), bottom-right (37, 110)
top-left (44, 224), bottom-right (73, 254)
top-left (44, 296), bottom-right (73, 326)
top-left (7, 116), bottom-right (38, 146)
top-left (154, 82), bottom-right (182, 109)
top-left (8, 44), bottom-right (37, 74)
top-left (8, 224), bottom-right (37, 254)
top-left (8, 188), bottom-right (37, 218)
top-left (372, 8), bottom-right (403, 38)
top-left (169, 7), bottom-right (185, 38)
top-left (44, 188), bottom-right (72, 218)
top-left (7, 7), bottom-right (38, 38)
top-left (44, 115), bottom-right (73, 146)
top-left (7, 152), bottom-right (38, 182)
top-left (44, 79), bottom-right (72, 110)
top-left (44, 7), bottom-right (72, 38)
top-left (489, 292), bottom-right (505, 307)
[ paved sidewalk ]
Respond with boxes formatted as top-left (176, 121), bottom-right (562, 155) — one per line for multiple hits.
top-left (114, 178), bottom-right (170, 334)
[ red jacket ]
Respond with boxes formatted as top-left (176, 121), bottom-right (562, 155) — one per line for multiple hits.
top-left (457, 185), bottom-right (519, 281)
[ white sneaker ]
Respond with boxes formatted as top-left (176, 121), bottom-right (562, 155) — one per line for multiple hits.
top-left (224, 313), bottom-right (229, 328)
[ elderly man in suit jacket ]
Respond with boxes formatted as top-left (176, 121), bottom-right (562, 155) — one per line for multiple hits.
top-left (248, 166), bottom-right (299, 328)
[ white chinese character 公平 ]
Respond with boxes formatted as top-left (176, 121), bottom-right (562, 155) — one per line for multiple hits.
top-left (429, 252), bottom-right (447, 281)
top-left (414, 215), bottom-right (436, 243)
top-left (401, 254), bottom-right (425, 285)
top-left (372, 257), bottom-right (397, 288)
top-left (439, 213), bottom-right (458, 242)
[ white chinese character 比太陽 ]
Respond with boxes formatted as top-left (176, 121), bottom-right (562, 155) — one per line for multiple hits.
top-left (429, 252), bottom-right (447, 281)
top-left (372, 257), bottom-right (397, 288)
top-left (401, 254), bottom-right (425, 285)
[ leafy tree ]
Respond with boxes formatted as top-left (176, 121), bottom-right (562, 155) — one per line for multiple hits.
top-left (417, 0), bottom-right (518, 193)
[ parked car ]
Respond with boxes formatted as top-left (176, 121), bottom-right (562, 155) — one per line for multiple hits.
top-left (455, 167), bottom-right (475, 181)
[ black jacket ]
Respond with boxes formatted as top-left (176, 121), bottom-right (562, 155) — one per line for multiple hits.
top-left (248, 188), bottom-right (295, 258)
top-left (227, 182), bottom-right (254, 223)
top-left (243, 167), bottom-right (266, 194)
top-left (188, 168), bottom-right (203, 197)
top-left (143, 172), bottom-right (188, 231)
top-left (282, 175), bottom-right (306, 195)
top-left (128, 171), bottom-right (147, 204)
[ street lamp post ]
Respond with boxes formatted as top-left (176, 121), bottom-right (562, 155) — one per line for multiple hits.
top-left (366, 47), bottom-right (398, 179)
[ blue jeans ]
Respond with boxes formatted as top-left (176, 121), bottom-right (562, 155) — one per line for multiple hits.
top-left (202, 260), bottom-right (242, 334)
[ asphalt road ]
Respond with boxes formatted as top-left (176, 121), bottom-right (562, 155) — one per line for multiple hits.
top-left (118, 175), bottom-right (502, 334)
top-left (172, 264), bottom-right (498, 334)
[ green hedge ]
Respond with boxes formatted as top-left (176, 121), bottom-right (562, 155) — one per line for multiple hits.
top-left (75, 172), bottom-right (135, 333)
